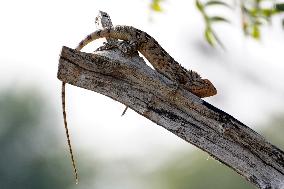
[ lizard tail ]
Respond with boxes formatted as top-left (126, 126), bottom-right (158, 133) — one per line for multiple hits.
top-left (75, 25), bottom-right (134, 51)
top-left (62, 82), bottom-right (79, 184)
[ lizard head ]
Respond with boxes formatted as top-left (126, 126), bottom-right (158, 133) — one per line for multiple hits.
top-left (185, 78), bottom-right (217, 98)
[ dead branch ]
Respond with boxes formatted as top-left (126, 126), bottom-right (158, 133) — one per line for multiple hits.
top-left (58, 46), bottom-right (284, 189)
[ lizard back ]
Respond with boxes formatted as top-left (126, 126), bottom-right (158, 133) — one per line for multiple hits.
top-left (76, 25), bottom-right (195, 83)
top-left (76, 25), bottom-right (216, 97)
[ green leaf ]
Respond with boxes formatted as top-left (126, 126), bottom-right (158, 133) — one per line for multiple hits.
top-left (204, 0), bottom-right (231, 9)
top-left (204, 27), bottom-right (215, 46)
top-left (150, 0), bottom-right (163, 12)
top-left (196, 0), bottom-right (204, 12)
top-left (252, 25), bottom-right (260, 39)
top-left (248, 9), bottom-right (258, 17)
top-left (261, 9), bottom-right (274, 17)
top-left (242, 21), bottom-right (249, 35)
top-left (275, 3), bottom-right (284, 12)
top-left (209, 16), bottom-right (230, 23)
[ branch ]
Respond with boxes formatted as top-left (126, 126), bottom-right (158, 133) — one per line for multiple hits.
top-left (57, 46), bottom-right (284, 189)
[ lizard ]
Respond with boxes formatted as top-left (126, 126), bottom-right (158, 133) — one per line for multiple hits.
top-left (75, 25), bottom-right (217, 98)
top-left (61, 24), bottom-right (216, 183)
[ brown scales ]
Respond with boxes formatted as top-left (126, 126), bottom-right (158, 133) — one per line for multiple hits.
top-left (76, 25), bottom-right (217, 97)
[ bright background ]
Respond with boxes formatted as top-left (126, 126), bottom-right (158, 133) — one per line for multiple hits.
top-left (0, 0), bottom-right (283, 189)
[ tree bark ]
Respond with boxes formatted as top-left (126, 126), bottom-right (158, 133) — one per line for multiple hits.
top-left (57, 46), bottom-right (284, 189)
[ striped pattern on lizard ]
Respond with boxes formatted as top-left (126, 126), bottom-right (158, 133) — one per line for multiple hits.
top-left (76, 25), bottom-right (217, 98)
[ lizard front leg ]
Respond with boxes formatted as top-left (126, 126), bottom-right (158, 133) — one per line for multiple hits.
top-left (117, 40), bottom-right (139, 56)
top-left (96, 40), bottom-right (139, 57)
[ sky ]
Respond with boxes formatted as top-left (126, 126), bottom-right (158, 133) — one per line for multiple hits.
top-left (0, 0), bottom-right (284, 163)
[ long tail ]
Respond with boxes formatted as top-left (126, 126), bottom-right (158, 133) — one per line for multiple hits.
top-left (62, 82), bottom-right (79, 184)
top-left (75, 25), bottom-right (135, 51)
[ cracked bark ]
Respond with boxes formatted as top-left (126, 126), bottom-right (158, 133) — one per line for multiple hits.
top-left (57, 46), bottom-right (284, 189)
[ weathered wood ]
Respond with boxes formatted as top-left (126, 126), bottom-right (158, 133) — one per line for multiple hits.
top-left (58, 46), bottom-right (284, 189)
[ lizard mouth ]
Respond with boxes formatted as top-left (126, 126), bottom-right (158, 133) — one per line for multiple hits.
top-left (199, 79), bottom-right (217, 97)
top-left (190, 79), bottom-right (217, 98)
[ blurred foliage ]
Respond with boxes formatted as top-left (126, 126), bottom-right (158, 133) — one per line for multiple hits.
top-left (0, 87), bottom-right (282, 188)
top-left (150, 0), bottom-right (164, 12)
top-left (150, 0), bottom-right (284, 48)
top-left (144, 114), bottom-right (284, 189)
top-left (240, 0), bottom-right (284, 39)
top-left (148, 151), bottom-right (254, 189)
top-left (195, 0), bottom-right (231, 49)
top-left (0, 88), bottom-right (96, 189)
top-left (262, 114), bottom-right (284, 150)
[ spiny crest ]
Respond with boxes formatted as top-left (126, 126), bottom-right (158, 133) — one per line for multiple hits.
top-left (188, 69), bottom-right (201, 81)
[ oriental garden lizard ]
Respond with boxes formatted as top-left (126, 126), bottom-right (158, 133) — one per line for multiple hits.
top-left (61, 24), bottom-right (217, 183)
top-left (76, 25), bottom-right (217, 97)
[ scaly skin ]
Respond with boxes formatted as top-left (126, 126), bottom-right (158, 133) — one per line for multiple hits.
top-left (76, 25), bottom-right (217, 97)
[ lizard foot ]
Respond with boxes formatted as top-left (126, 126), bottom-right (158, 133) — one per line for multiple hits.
top-left (117, 40), bottom-right (139, 56)
top-left (95, 42), bottom-right (118, 52)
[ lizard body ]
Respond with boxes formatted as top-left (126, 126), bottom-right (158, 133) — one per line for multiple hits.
top-left (60, 24), bottom-right (216, 182)
top-left (76, 25), bottom-right (217, 97)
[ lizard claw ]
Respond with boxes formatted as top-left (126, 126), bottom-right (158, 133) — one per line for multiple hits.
top-left (95, 42), bottom-right (117, 52)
